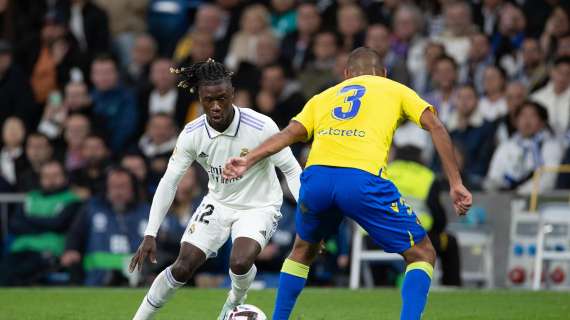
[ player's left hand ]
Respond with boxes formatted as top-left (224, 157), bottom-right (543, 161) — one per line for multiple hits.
top-left (223, 157), bottom-right (248, 179)
top-left (450, 184), bottom-right (472, 216)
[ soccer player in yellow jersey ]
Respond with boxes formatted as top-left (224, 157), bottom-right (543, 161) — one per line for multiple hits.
top-left (224, 47), bottom-right (472, 320)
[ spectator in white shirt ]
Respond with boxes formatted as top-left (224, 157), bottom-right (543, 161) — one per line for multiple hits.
top-left (485, 101), bottom-right (562, 194)
top-left (531, 57), bottom-right (570, 137)
top-left (478, 65), bottom-right (509, 121)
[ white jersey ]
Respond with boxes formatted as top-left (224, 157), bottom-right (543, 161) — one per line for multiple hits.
top-left (144, 106), bottom-right (302, 237)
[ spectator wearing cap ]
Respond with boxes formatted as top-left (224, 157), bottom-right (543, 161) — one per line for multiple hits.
top-left (90, 54), bottom-right (139, 152)
top-left (531, 57), bottom-right (570, 137)
top-left (485, 101), bottom-right (563, 194)
top-left (0, 40), bottom-right (37, 130)
top-left (280, 3), bottom-right (321, 72)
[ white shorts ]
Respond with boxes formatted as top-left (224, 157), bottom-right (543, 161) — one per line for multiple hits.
top-left (181, 195), bottom-right (281, 258)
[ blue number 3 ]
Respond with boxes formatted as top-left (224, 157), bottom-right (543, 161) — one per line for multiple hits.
top-left (332, 85), bottom-right (366, 120)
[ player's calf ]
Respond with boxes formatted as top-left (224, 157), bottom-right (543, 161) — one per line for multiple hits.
top-left (400, 237), bottom-right (436, 320)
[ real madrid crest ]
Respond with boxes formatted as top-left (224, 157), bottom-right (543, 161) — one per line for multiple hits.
top-left (240, 148), bottom-right (249, 157)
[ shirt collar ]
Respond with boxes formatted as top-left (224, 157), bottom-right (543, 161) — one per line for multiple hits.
top-left (204, 105), bottom-right (241, 139)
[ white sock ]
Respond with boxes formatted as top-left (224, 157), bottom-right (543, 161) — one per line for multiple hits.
top-left (228, 264), bottom-right (257, 304)
top-left (133, 266), bottom-right (185, 320)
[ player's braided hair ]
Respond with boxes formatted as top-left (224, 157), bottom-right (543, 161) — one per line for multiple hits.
top-left (170, 58), bottom-right (233, 93)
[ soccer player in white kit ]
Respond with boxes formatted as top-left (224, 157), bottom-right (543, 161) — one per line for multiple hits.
top-left (129, 60), bottom-right (302, 320)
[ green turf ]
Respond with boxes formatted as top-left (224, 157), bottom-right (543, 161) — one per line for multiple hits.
top-left (0, 288), bottom-right (568, 319)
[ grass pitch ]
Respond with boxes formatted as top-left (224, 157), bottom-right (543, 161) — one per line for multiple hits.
top-left (0, 288), bottom-right (568, 319)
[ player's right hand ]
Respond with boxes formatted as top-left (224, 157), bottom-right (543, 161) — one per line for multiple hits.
top-left (450, 184), bottom-right (472, 216)
top-left (129, 235), bottom-right (157, 273)
top-left (223, 157), bottom-right (248, 179)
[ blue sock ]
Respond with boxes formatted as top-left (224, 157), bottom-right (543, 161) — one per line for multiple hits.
top-left (272, 259), bottom-right (309, 320)
top-left (400, 262), bottom-right (433, 320)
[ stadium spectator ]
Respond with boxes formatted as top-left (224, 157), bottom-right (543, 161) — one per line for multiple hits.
top-left (508, 38), bottom-right (548, 92)
top-left (183, 4), bottom-right (229, 60)
top-left (492, 3), bottom-right (526, 61)
top-left (0, 160), bottom-right (80, 286)
top-left (139, 58), bottom-right (193, 130)
top-left (17, 133), bottom-right (54, 192)
top-left (530, 57), bottom-right (570, 137)
top-left (120, 153), bottom-right (151, 201)
top-left (146, 0), bottom-right (192, 55)
top-left (540, 6), bottom-right (569, 61)
top-left (62, 167), bottom-right (149, 286)
top-left (459, 33), bottom-right (495, 94)
top-left (426, 55), bottom-right (460, 127)
top-left (124, 33), bottom-right (157, 89)
top-left (298, 31), bottom-right (339, 99)
top-left (393, 5), bottom-right (425, 76)
top-left (90, 54), bottom-right (139, 152)
top-left (38, 81), bottom-right (93, 141)
top-left (388, 145), bottom-right (462, 286)
top-left (336, 4), bottom-right (366, 52)
top-left (234, 32), bottom-right (289, 100)
top-left (478, 65), bottom-right (508, 121)
top-left (485, 101), bottom-right (563, 194)
top-left (137, 113), bottom-right (177, 160)
top-left (555, 33), bottom-right (570, 58)
top-left (69, 134), bottom-right (109, 199)
top-left (449, 84), bottom-right (495, 189)
top-left (280, 3), bottom-right (321, 71)
top-left (494, 82), bottom-right (528, 145)
top-left (173, 31), bottom-right (215, 66)
top-left (62, 113), bottom-right (91, 171)
top-left (256, 64), bottom-right (305, 129)
top-left (435, 1), bottom-right (477, 66)
top-left (365, 24), bottom-right (410, 86)
top-left (412, 41), bottom-right (446, 96)
top-left (94, 0), bottom-right (148, 66)
top-left (473, 0), bottom-right (505, 36)
top-left (23, 10), bottom-right (86, 105)
top-left (0, 40), bottom-right (36, 130)
top-left (225, 4), bottom-right (271, 70)
top-left (270, 0), bottom-right (296, 38)
top-left (64, 0), bottom-right (111, 59)
top-left (0, 117), bottom-right (27, 189)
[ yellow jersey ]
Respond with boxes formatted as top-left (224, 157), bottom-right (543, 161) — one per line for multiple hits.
top-left (293, 75), bottom-right (434, 176)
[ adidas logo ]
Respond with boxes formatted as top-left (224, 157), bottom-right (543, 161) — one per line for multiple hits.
top-left (198, 152), bottom-right (208, 158)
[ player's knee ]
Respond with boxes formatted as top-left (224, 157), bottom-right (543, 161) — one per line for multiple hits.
top-left (289, 241), bottom-right (319, 265)
top-left (171, 258), bottom-right (195, 282)
top-left (229, 256), bottom-right (254, 275)
top-left (415, 241), bottom-right (437, 265)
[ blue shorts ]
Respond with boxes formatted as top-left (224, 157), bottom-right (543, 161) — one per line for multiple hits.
top-left (296, 165), bottom-right (426, 254)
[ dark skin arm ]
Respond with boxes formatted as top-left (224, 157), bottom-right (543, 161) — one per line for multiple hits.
top-left (420, 109), bottom-right (472, 215)
top-left (223, 121), bottom-right (307, 177)
top-left (129, 235), bottom-right (158, 273)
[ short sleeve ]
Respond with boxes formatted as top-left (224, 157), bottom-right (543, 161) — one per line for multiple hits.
top-left (400, 85), bottom-right (435, 127)
top-left (292, 96), bottom-right (316, 140)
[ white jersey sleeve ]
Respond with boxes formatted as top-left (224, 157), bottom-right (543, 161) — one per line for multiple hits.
top-left (144, 128), bottom-right (197, 237)
top-left (265, 119), bottom-right (302, 202)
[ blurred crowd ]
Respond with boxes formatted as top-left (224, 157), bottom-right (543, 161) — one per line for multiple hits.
top-left (0, 0), bottom-right (569, 287)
